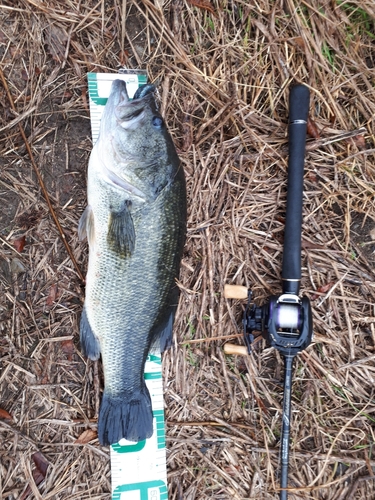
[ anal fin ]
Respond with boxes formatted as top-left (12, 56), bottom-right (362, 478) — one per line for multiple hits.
top-left (150, 286), bottom-right (179, 352)
top-left (80, 306), bottom-right (100, 360)
top-left (158, 310), bottom-right (175, 352)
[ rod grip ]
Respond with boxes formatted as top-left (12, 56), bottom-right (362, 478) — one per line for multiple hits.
top-left (282, 85), bottom-right (310, 295)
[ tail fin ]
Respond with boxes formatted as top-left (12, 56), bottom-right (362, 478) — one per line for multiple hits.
top-left (98, 386), bottom-right (153, 446)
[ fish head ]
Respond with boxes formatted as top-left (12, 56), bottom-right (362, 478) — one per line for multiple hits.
top-left (97, 79), bottom-right (179, 201)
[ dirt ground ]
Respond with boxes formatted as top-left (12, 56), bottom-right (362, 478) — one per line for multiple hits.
top-left (1, 1), bottom-right (375, 499)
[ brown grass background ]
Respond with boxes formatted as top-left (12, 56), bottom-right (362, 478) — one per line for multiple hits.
top-left (1, 0), bottom-right (375, 499)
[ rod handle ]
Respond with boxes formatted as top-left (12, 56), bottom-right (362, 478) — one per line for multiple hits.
top-left (281, 84), bottom-right (310, 295)
top-left (223, 343), bottom-right (248, 356)
top-left (223, 285), bottom-right (248, 300)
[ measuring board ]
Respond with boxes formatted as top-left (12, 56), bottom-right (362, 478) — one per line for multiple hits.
top-left (87, 72), bottom-right (168, 500)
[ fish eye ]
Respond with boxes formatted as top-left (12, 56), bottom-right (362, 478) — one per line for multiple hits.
top-left (152, 116), bottom-right (163, 129)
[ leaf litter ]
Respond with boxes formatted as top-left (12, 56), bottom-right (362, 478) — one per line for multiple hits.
top-left (0, 0), bottom-right (375, 499)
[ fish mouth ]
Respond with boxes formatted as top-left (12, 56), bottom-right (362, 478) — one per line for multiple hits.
top-left (110, 80), bottom-right (157, 125)
top-left (109, 80), bottom-right (155, 108)
top-left (108, 79), bottom-right (130, 106)
top-left (110, 80), bottom-right (147, 127)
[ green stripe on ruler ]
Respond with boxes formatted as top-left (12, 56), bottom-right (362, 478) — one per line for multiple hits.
top-left (112, 480), bottom-right (168, 500)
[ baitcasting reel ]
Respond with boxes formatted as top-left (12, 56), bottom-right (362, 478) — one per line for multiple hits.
top-left (242, 291), bottom-right (313, 357)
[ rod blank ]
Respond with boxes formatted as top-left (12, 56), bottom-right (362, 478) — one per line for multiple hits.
top-left (279, 355), bottom-right (295, 500)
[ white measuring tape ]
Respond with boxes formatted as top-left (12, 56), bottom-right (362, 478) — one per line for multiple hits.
top-left (87, 72), bottom-right (168, 500)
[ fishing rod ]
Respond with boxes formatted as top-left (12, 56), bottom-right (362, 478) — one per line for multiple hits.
top-left (224, 84), bottom-right (313, 500)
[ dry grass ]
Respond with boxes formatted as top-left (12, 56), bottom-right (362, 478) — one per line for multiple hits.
top-left (1, 0), bottom-right (375, 499)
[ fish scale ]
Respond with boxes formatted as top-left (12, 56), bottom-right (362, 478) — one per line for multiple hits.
top-left (90, 198), bottom-right (181, 395)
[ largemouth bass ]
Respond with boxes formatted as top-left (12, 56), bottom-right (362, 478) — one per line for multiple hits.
top-left (79, 80), bottom-right (186, 446)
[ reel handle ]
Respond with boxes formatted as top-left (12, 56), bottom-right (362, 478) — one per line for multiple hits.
top-left (282, 85), bottom-right (310, 295)
top-left (223, 284), bottom-right (248, 300)
top-left (223, 343), bottom-right (248, 356)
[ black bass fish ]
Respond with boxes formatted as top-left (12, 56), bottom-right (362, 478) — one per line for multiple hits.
top-left (79, 79), bottom-right (186, 446)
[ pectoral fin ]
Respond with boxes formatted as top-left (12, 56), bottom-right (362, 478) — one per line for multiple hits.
top-left (107, 201), bottom-right (135, 257)
top-left (78, 206), bottom-right (95, 246)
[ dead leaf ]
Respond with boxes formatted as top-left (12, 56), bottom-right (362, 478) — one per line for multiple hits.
top-left (44, 23), bottom-right (68, 63)
top-left (186, 0), bottom-right (217, 17)
top-left (346, 134), bottom-right (366, 150)
top-left (32, 452), bottom-right (49, 477)
top-left (46, 284), bottom-right (58, 306)
top-left (0, 407), bottom-right (13, 420)
top-left (224, 465), bottom-right (239, 476)
top-left (74, 429), bottom-right (98, 444)
top-left (293, 37), bottom-right (305, 50)
top-left (20, 485), bottom-right (32, 500)
top-left (307, 171), bottom-right (318, 183)
top-left (81, 86), bottom-right (88, 111)
top-left (302, 239), bottom-right (325, 250)
top-left (307, 116), bottom-right (320, 139)
top-left (12, 235), bottom-right (26, 253)
top-left (311, 282), bottom-right (335, 300)
top-left (20, 452), bottom-right (49, 500)
top-left (254, 394), bottom-right (270, 416)
top-left (318, 282), bottom-right (335, 293)
top-left (61, 339), bottom-right (75, 360)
